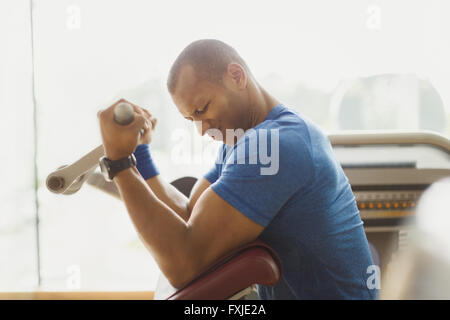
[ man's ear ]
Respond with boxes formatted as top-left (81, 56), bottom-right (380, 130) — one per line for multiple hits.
top-left (226, 63), bottom-right (247, 89)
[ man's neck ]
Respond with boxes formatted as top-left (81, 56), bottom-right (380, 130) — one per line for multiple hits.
top-left (247, 82), bottom-right (281, 130)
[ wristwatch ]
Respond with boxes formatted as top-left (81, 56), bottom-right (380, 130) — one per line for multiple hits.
top-left (99, 154), bottom-right (136, 182)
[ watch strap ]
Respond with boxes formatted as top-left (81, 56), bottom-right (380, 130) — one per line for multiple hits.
top-left (101, 154), bottom-right (136, 181)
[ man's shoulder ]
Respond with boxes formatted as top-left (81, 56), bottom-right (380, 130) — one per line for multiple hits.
top-left (229, 107), bottom-right (313, 161)
top-left (245, 106), bottom-right (309, 139)
top-left (258, 105), bottom-right (306, 128)
top-left (260, 106), bottom-right (330, 157)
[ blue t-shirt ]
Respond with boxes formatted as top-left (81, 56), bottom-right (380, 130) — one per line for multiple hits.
top-left (204, 104), bottom-right (378, 300)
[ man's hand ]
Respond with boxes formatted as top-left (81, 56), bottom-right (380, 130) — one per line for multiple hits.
top-left (97, 99), bottom-right (157, 160)
top-left (139, 107), bottom-right (157, 144)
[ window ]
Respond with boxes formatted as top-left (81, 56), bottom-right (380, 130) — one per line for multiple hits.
top-left (1, 0), bottom-right (449, 291)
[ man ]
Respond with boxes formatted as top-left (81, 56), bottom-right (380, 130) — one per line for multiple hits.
top-left (97, 39), bottom-right (378, 299)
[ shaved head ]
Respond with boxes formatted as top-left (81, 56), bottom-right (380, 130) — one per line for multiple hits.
top-left (167, 39), bottom-right (250, 94)
top-left (166, 39), bottom-right (278, 145)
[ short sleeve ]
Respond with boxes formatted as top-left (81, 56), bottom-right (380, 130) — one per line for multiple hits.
top-left (210, 127), bottom-right (314, 227)
top-left (204, 144), bottom-right (227, 184)
top-left (204, 164), bottom-right (219, 184)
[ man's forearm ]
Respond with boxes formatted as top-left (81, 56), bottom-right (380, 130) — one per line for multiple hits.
top-left (133, 144), bottom-right (191, 222)
top-left (144, 175), bottom-right (191, 222)
top-left (113, 167), bottom-right (191, 285)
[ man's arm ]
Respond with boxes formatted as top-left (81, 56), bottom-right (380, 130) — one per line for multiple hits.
top-left (97, 99), bottom-right (262, 288)
top-left (142, 175), bottom-right (211, 222)
top-left (113, 167), bottom-right (263, 289)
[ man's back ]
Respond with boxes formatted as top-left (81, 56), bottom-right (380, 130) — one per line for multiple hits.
top-left (205, 104), bottom-right (378, 299)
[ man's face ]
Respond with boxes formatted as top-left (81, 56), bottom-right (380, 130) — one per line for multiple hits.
top-left (171, 64), bottom-right (248, 145)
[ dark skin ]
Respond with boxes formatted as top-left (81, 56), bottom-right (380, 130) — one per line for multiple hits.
top-left (97, 62), bottom-right (280, 288)
top-left (172, 64), bottom-right (278, 144)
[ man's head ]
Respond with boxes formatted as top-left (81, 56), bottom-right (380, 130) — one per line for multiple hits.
top-left (167, 39), bottom-right (254, 145)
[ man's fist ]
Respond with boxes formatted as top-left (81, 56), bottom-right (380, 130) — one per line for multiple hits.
top-left (97, 99), bottom-right (157, 160)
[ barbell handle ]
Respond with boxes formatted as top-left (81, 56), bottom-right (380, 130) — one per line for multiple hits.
top-left (46, 102), bottom-right (145, 194)
top-left (46, 145), bottom-right (105, 194)
top-left (114, 101), bottom-right (146, 137)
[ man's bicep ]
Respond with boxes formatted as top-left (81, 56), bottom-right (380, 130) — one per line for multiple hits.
top-left (186, 186), bottom-right (264, 276)
top-left (187, 177), bottom-right (211, 214)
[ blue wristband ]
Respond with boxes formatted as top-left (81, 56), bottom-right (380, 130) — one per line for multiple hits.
top-left (133, 144), bottom-right (159, 180)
